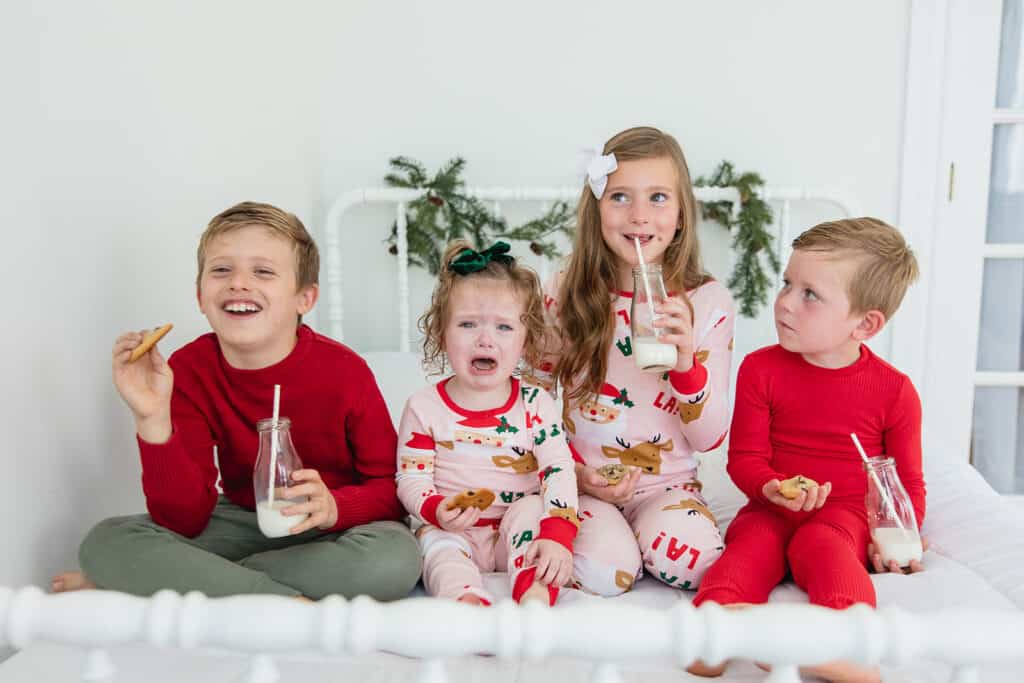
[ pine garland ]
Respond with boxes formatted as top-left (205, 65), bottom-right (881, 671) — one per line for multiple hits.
top-left (383, 156), bottom-right (778, 316)
top-left (384, 156), bottom-right (574, 274)
top-left (695, 161), bottom-right (780, 317)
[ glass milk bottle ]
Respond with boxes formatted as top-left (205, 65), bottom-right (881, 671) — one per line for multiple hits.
top-left (253, 417), bottom-right (310, 538)
top-left (631, 264), bottom-right (679, 373)
top-left (864, 456), bottom-right (922, 568)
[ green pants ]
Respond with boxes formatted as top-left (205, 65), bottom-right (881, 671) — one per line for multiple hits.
top-left (79, 497), bottom-right (421, 600)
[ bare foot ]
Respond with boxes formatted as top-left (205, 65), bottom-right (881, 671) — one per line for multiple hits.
top-left (686, 660), bottom-right (727, 677)
top-left (50, 571), bottom-right (96, 593)
top-left (294, 596), bottom-right (314, 603)
top-left (518, 581), bottom-right (550, 605)
top-left (685, 602), bottom-right (754, 676)
top-left (802, 661), bottom-right (881, 683)
top-left (457, 593), bottom-right (486, 606)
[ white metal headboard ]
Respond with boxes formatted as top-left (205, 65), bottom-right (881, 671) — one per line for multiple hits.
top-left (318, 187), bottom-right (858, 348)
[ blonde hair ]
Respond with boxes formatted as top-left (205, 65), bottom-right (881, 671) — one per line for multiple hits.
top-left (197, 201), bottom-right (319, 291)
top-left (419, 240), bottom-right (546, 375)
top-left (555, 126), bottom-right (710, 403)
top-left (791, 217), bottom-right (919, 319)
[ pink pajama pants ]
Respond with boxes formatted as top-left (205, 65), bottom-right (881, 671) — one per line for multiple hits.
top-left (572, 482), bottom-right (724, 595)
top-left (418, 495), bottom-right (558, 605)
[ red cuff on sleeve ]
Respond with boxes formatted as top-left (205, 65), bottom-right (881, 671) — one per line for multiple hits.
top-left (539, 516), bottom-right (578, 551)
top-left (512, 566), bottom-right (559, 606)
top-left (669, 357), bottom-right (708, 395)
top-left (420, 495), bottom-right (445, 527)
top-left (568, 442), bottom-right (585, 464)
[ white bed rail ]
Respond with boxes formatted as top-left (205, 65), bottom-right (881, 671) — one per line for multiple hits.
top-left (320, 186), bottom-right (858, 347)
top-left (2, 586), bottom-right (1020, 683)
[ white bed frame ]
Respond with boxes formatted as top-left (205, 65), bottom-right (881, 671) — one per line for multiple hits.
top-left (4, 186), bottom-right (1023, 683)
top-left (2, 585), bottom-right (1021, 683)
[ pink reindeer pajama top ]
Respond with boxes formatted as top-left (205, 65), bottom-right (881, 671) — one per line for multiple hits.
top-left (537, 273), bottom-right (735, 595)
top-left (396, 377), bottom-right (579, 604)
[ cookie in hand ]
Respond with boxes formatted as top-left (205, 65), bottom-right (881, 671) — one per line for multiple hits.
top-left (779, 475), bottom-right (819, 500)
top-left (597, 463), bottom-right (628, 485)
top-left (446, 488), bottom-right (496, 512)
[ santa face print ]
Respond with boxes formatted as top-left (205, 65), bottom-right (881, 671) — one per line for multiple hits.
top-left (578, 398), bottom-right (621, 425)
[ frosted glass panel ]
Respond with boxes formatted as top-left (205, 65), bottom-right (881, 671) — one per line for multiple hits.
top-left (976, 259), bottom-right (1024, 371)
top-left (972, 387), bottom-right (1024, 494)
top-left (985, 124), bottom-right (1024, 243)
top-left (996, 0), bottom-right (1022, 108)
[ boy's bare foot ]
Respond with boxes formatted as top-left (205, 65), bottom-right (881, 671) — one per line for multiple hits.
top-left (50, 571), bottom-right (96, 593)
top-left (457, 593), bottom-right (486, 606)
top-left (685, 660), bottom-right (727, 677)
top-left (518, 581), bottom-right (551, 605)
top-left (684, 602), bottom-right (754, 676)
top-left (802, 661), bottom-right (881, 683)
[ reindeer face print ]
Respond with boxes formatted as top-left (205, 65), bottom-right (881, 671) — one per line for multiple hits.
top-left (548, 498), bottom-right (581, 529)
top-left (600, 435), bottom-right (674, 475)
top-left (454, 429), bottom-right (506, 448)
top-left (578, 399), bottom-right (621, 424)
top-left (491, 447), bottom-right (538, 473)
top-left (679, 388), bottom-right (710, 425)
top-left (661, 498), bottom-right (717, 525)
top-left (615, 570), bottom-right (635, 591)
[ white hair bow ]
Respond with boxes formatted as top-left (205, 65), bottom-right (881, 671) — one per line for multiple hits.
top-left (583, 148), bottom-right (618, 200)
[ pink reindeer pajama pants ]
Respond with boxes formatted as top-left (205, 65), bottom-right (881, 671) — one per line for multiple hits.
top-left (571, 481), bottom-right (724, 596)
top-left (417, 495), bottom-right (560, 605)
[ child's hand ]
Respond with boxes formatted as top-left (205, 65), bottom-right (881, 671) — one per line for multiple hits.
top-left (762, 478), bottom-right (832, 512)
top-left (576, 462), bottom-right (640, 505)
top-left (869, 535), bottom-right (928, 574)
top-left (112, 330), bottom-right (174, 443)
top-left (654, 297), bottom-right (695, 373)
top-left (525, 538), bottom-right (574, 586)
top-left (436, 497), bottom-right (483, 531)
top-left (282, 469), bottom-right (338, 533)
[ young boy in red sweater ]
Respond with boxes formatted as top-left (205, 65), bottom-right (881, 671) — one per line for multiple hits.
top-left (52, 202), bottom-right (420, 600)
top-left (691, 218), bottom-right (925, 682)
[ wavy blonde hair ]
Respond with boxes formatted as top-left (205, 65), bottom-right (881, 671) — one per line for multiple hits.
top-left (555, 126), bottom-right (710, 403)
top-left (419, 240), bottom-right (546, 376)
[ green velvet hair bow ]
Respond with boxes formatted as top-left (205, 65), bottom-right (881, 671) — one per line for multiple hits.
top-left (448, 241), bottom-right (515, 275)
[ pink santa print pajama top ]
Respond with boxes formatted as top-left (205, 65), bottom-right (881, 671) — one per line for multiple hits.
top-left (396, 377), bottom-right (579, 605)
top-left (535, 273), bottom-right (736, 596)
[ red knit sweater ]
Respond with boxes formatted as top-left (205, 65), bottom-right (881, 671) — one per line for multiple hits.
top-left (727, 344), bottom-right (925, 527)
top-left (137, 325), bottom-right (403, 537)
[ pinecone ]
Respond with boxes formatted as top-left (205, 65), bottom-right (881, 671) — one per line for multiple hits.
top-left (530, 242), bottom-right (543, 256)
top-left (388, 244), bottom-right (398, 255)
top-left (428, 194), bottom-right (444, 207)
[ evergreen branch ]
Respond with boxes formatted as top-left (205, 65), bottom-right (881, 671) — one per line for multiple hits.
top-left (695, 161), bottom-right (778, 317)
top-left (383, 157), bottom-right (775, 317)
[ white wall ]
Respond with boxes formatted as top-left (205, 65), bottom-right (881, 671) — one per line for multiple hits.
top-left (318, 0), bottom-right (911, 355)
top-left (1, 1), bottom-right (323, 592)
top-left (1, 0), bottom-right (911, 592)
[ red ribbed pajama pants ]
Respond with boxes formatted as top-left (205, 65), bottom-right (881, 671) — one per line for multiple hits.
top-left (693, 501), bottom-right (875, 609)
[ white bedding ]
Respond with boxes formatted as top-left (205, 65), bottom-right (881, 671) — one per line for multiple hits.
top-left (2, 351), bottom-right (1021, 682)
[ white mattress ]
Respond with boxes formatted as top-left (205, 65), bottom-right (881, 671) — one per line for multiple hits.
top-left (4, 352), bottom-right (1021, 681)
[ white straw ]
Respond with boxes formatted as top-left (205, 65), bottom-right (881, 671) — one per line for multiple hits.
top-left (850, 433), bottom-right (905, 531)
top-left (633, 237), bottom-right (658, 335)
top-left (268, 385), bottom-right (281, 506)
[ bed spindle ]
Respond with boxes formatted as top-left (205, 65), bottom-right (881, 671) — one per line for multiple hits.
top-left (396, 202), bottom-right (411, 353)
